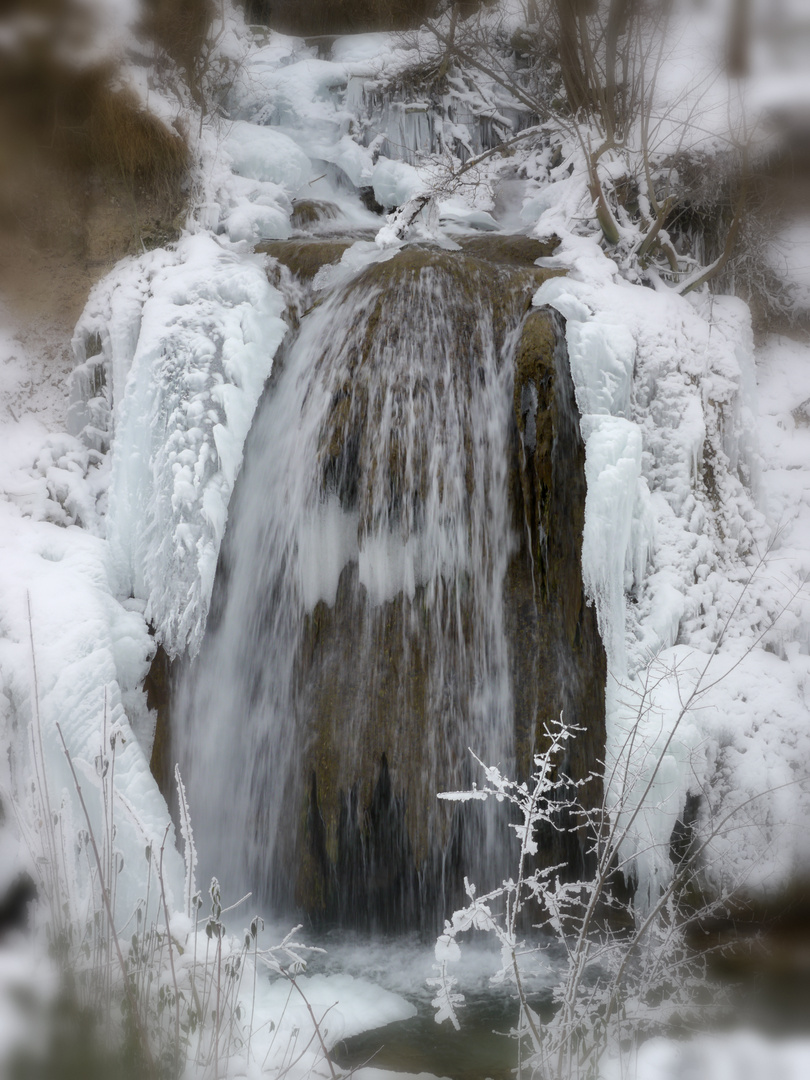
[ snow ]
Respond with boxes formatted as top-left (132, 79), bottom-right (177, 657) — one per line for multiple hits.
top-left (219, 173), bottom-right (294, 243)
top-left (257, 972), bottom-right (416, 1049)
top-left (229, 53), bottom-right (349, 130)
top-left (438, 200), bottom-right (500, 232)
top-left (0, 304), bottom-right (184, 940)
top-left (330, 33), bottom-right (393, 64)
top-left (372, 157), bottom-right (424, 209)
top-left (222, 120), bottom-right (313, 192)
top-left (310, 132), bottom-right (375, 189)
top-left (600, 1033), bottom-right (810, 1080)
top-left (535, 241), bottom-right (810, 907)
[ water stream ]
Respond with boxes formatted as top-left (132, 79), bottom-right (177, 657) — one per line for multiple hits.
top-left (175, 242), bottom-right (530, 920)
top-left (172, 228), bottom-right (605, 936)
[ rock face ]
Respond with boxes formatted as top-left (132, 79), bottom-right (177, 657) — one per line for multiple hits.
top-left (166, 237), bottom-right (605, 933)
top-left (507, 308), bottom-right (606, 871)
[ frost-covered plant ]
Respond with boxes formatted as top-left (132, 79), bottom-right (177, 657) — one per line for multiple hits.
top-left (430, 616), bottom-right (810, 1080)
top-left (429, 530), bottom-right (810, 1069)
top-left (427, 706), bottom-right (753, 1079)
top-left (428, 718), bottom-right (596, 1069)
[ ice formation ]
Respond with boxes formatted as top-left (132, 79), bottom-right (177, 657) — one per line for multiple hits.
top-left (72, 234), bottom-right (287, 657)
top-left (535, 243), bottom-right (809, 905)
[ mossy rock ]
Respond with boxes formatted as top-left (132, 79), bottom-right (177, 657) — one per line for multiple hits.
top-left (507, 307), bottom-right (606, 856)
top-left (256, 238), bottom-right (353, 280)
top-left (458, 233), bottom-right (560, 266)
top-left (146, 641), bottom-right (176, 803)
top-left (291, 199), bottom-right (341, 228)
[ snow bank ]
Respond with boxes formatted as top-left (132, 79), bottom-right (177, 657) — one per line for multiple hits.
top-left (0, 510), bottom-right (184, 914)
top-left (0, 326), bottom-right (184, 927)
top-left (72, 233), bottom-right (287, 657)
top-left (600, 1032), bottom-right (810, 1080)
top-left (219, 173), bottom-right (294, 243)
top-left (255, 972), bottom-right (416, 1054)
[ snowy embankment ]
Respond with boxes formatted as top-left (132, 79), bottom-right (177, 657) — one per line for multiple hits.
top-left (0, 291), bottom-right (186, 878)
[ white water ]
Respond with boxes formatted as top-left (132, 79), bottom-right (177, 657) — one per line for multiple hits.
top-left (175, 251), bottom-right (526, 916)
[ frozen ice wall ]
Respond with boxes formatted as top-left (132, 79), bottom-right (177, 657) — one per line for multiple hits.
top-left (534, 242), bottom-right (778, 908)
top-left (72, 234), bottom-right (287, 657)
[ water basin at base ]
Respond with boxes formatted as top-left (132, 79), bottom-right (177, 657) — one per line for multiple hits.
top-left (331, 1005), bottom-right (519, 1080)
top-left (299, 933), bottom-right (561, 1080)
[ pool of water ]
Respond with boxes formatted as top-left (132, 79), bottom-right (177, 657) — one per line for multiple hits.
top-left (255, 918), bottom-right (810, 1080)
top-left (301, 931), bottom-right (564, 1079)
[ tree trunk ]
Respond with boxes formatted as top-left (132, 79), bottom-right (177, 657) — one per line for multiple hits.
top-left (555, 0), bottom-right (590, 112)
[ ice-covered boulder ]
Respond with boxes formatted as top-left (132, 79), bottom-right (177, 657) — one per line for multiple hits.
top-left (222, 120), bottom-right (312, 192)
top-left (371, 157), bottom-right (423, 209)
top-left (219, 174), bottom-right (294, 243)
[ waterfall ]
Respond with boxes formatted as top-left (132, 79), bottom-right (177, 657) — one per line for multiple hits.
top-left (174, 242), bottom-right (605, 932)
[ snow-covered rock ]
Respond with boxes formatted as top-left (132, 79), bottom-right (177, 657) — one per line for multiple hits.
top-left (535, 244), bottom-right (810, 907)
top-left (223, 120), bottom-right (312, 192)
top-left (372, 156), bottom-right (423, 209)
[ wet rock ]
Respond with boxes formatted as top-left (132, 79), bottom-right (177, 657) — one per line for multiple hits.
top-left (290, 199), bottom-right (341, 229)
top-left (256, 238), bottom-right (354, 281)
top-left (288, 253), bottom-right (603, 926)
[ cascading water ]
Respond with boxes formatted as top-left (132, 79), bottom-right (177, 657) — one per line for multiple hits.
top-left (174, 240), bottom-right (606, 932)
